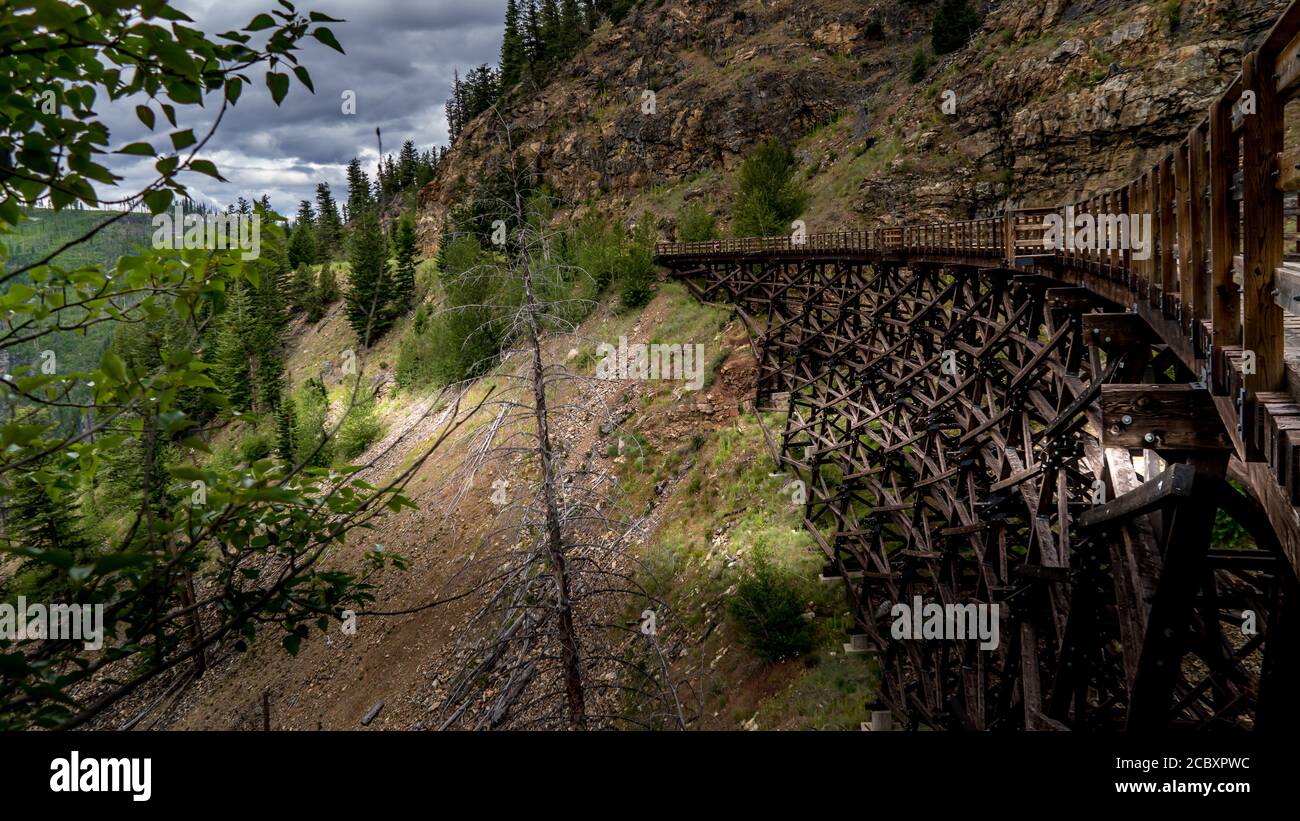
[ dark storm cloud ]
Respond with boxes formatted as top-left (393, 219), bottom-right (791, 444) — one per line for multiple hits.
top-left (101, 0), bottom-right (507, 214)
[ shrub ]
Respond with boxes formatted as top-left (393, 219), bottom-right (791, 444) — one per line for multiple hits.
top-left (865, 17), bottom-right (883, 38)
top-left (317, 263), bottom-right (340, 304)
top-left (1165, 0), bottom-right (1182, 32)
top-left (677, 201), bottom-right (718, 242)
top-left (292, 378), bottom-right (332, 467)
top-left (932, 0), bottom-right (981, 56)
top-left (728, 545), bottom-right (814, 662)
top-left (239, 427), bottom-right (274, 463)
top-left (618, 221), bottom-right (657, 309)
top-left (732, 138), bottom-right (807, 238)
top-left (909, 47), bottom-right (931, 83)
top-left (336, 384), bottom-right (381, 461)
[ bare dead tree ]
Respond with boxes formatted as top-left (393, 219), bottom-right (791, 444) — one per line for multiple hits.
top-left (426, 109), bottom-right (688, 730)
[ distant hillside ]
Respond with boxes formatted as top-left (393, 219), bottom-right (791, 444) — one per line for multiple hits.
top-left (2, 208), bottom-right (154, 272)
top-left (419, 0), bottom-right (1289, 250)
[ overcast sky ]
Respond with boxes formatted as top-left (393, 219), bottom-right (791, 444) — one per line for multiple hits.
top-left (104, 0), bottom-right (508, 215)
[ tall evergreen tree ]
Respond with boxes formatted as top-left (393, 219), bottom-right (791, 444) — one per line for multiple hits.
top-left (559, 0), bottom-right (584, 58)
top-left (344, 209), bottom-right (393, 343)
top-left (447, 68), bottom-right (463, 143)
top-left (391, 213), bottom-right (418, 317)
top-left (396, 140), bottom-right (419, 191)
top-left (277, 391), bottom-right (296, 462)
top-left (314, 182), bottom-right (343, 260)
top-left (539, 0), bottom-right (562, 67)
top-left (288, 219), bottom-right (317, 270)
top-left (523, 1), bottom-right (543, 67)
top-left (345, 158), bottom-right (372, 222)
top-left (501, 0), bottom-right (527, 93)
top-left (215, 281), bottom-right (253, 410)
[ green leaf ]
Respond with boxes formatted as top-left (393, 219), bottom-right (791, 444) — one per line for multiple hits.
top-left (135, 105), bottom-right (156, 130)
top-left (116, 142), bottom-right (156, 156)
top-left (292, 65), bottom-right (314, 93)
top-left (144, 189), bottom-right (174, 214)
top-left (170, 129), bottom-right (196, 150)
top-left (246, 13), bottom-right (276, 31)
top-left (311, 27), bottom-right (344, 54)
top-left (265, 72), bottom-right (290, 105)
top-left (100, 349), bottom-right (127, 382)
top-left (189, 159), bottom-right (225, 181)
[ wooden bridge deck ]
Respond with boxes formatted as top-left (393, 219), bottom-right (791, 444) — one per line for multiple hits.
top-left (652, 2), bottom-right (1300, 730)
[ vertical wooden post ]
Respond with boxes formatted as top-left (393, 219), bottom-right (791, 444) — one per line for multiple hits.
top-left (1159, 155), bottom-right (1178, 316)
top-left (1188, 125), bottom-right (1208, 333)
top-left (1209, 96), bottom-right (1240, 358)
top-left (1176, 140), bottom-right (1194, 326)
top-left (1241, 50), bottom-right (1285, 395)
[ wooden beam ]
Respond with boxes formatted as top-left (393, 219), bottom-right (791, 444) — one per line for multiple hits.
top-left (1208, 96), bottom-right (1241, 357)
top-left (1241, 50), bottom-right (1285, 395)
top-left (1100, 384), bottom-right (1233, 450)
top-left (1077, 462), bottom-right (1197, 529)
top-left (1083, 313), bottom-right (1159, 349)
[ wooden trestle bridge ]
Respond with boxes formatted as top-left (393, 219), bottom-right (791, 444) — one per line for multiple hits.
top-left (655, 4), bottom-right (1300, 731)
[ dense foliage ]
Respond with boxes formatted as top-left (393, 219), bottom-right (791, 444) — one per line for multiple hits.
top-left (0, 0), bottom-right (430, 730)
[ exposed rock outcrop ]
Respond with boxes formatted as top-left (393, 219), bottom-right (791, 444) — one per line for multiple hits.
top-left (418, 0), bottom-right (1288, 253)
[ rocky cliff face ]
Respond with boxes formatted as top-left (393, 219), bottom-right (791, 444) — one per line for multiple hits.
top-left (418, 0), bottom-right (1288, 252)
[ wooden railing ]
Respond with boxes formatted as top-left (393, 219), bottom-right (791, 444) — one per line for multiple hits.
top-left (658, 0), bottom-right (1300, 469)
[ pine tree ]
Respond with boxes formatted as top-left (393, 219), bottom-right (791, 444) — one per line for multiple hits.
top-left (559, 0), bottom-right (583, 58)
top-left (318, 263), bottom-right (340, 305)
top-left (501, 0), bottom-right (527, 93)
top-left (345, 158), bottom-right (372, 223)
top-left (523, 1), bottom-right (543, 67)
top-left (288, 219), bottom-right (317, 271)
top-left (390, 213), bottom-right (418, 317)
top-left (447, 68), bottom-right (463, 143)
top-left (396, 140), bottom-right (419, 191)
top-left (344, 209), bottom-right (393, 343)
top-left (215, 281), bottom-right (253, 410)
top-left (540, 0), bottom-right (562, 67)
top-left (314, 183), bottom-right (343, 260)
top-left (277, 391), bottom-right (296, 462)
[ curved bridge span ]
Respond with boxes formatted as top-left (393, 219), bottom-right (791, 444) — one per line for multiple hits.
top-left (654, 3), bottom-right (1300, 731)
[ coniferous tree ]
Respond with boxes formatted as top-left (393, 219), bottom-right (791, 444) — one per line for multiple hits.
top-left (396, 140), bottom-right (419, 191)
top-left (287, 266), bottom-right (316, 315)
top-left (345, 158), bottom-right (372, 223)
top-left (523, 1), bottom-right (543, 67)
top-left (277, 392), bottom-right (296, 462)
top-left (447, 68), bottom-right (463, 143)
top-left (215, 281), bottom-right (253, 410)
top-left (391, 213), bottom-right (418, 317)
top-left (539, 0), bottom-right (561, 67)
top-left (314, 182), bottom-right (343, 260)
top-left (288, 219), bottom-right (317, 271)
top-left (344, 209), bottom-right (393, 343)
top-left (559, 0), bottom-right (584, 58)
top-left (318, 263), bottom-right (340, 305)
top-left (501, 0), bottom-right (527, 93)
